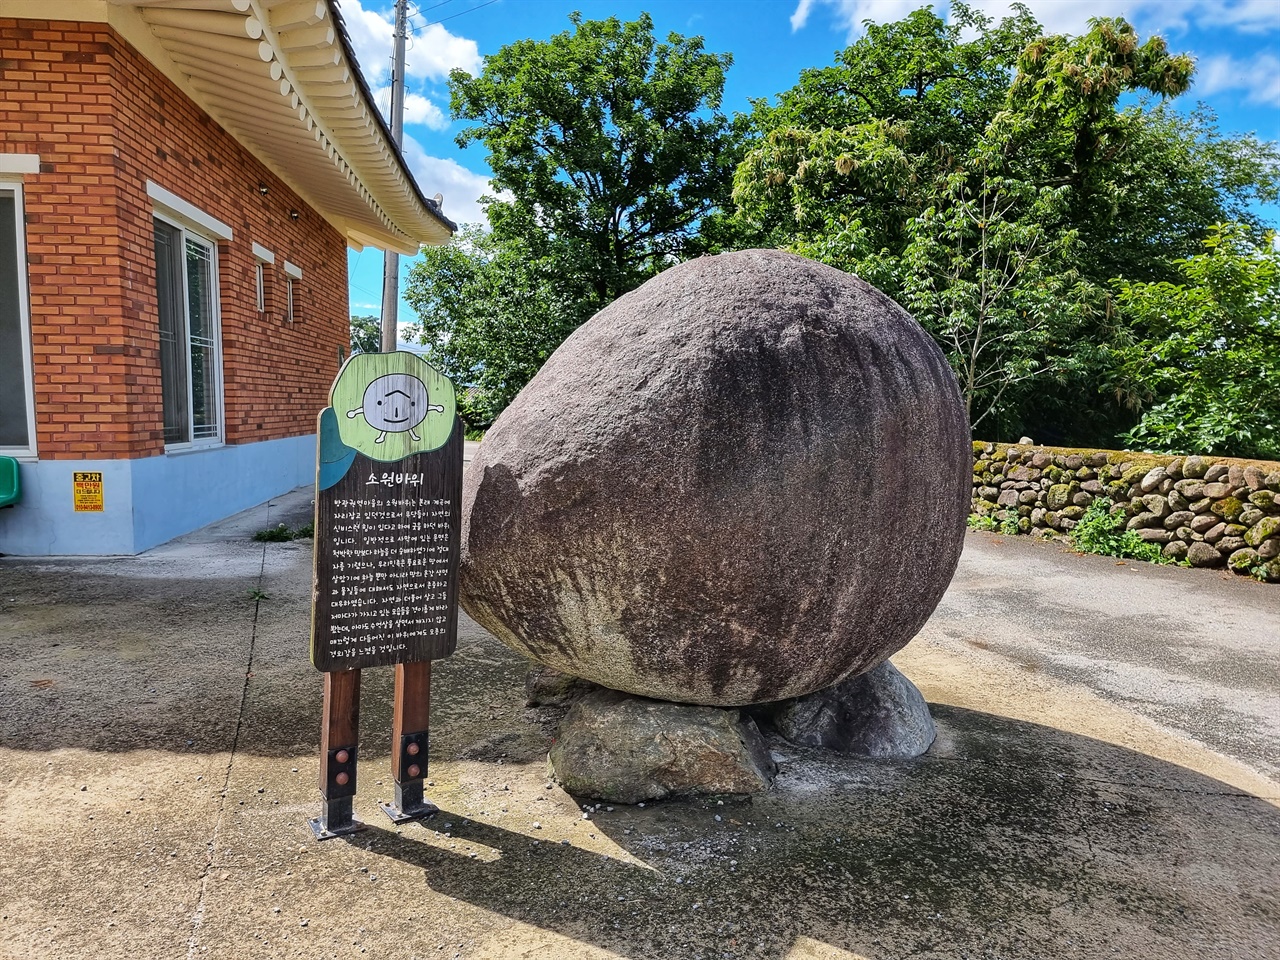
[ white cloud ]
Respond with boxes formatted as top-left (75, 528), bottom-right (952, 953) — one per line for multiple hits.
top-left (402, 92), bottom-right (448, 129)
top-left (787, 0), bottom-right (940, 40)
top-left (790, 0), bottom-right (815, 31)
top-left (1196, 0), bottom-right (1280, 34)
top-left (372, 85), bottom-right (449, 130)
top-left (400, 134), bottom-right (496, 227)
top-left (1195, 52), bottom-right (1280, 107)
top-left (339, 0), bottom-right (481, 86)
top-left (789, 0), bottom-right (1279, 41)
top-left (407, 22), bottom-right (484, 82)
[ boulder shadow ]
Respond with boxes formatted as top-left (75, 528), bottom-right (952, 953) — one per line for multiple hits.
top-left (359, 704), bottom-right (1280, 959)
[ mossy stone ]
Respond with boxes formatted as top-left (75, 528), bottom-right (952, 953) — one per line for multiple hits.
top-left (1210, 497), bottom-right (1245, 522)
top-left (1122, 464), bottom-right (1153, 486)
top-left (1245, 516), bottom-right (1280, 547)
top-left (1227, 548), bottom-right (1259, 572)
top-left (1046, 484), bottom-right (1072, 511)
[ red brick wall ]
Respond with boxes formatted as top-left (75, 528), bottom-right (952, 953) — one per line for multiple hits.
top-left (0, 18), bottom-right (350, 460)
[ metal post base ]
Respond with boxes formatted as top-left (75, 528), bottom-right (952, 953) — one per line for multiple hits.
top-left (308, 797), bottom-right (367, 840)
top-left (379, 780), bottom-right (438, 824)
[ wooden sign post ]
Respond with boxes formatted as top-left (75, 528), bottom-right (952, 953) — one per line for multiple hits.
top-left (308, 351), bottom-right (462, 839)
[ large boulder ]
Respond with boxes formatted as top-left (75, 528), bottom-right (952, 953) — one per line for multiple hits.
top-left (461, 250), bottom-right (970, 706)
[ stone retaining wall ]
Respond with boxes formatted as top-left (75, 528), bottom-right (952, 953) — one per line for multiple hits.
top-left (971, 442), bottom-right (1280, 581)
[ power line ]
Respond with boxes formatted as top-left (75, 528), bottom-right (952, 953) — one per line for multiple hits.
top-left (409, 0), bottom-right (499, 29)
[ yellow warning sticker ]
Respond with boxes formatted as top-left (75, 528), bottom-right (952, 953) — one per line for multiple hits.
top-left (73, 471), bottom-right (104, 512)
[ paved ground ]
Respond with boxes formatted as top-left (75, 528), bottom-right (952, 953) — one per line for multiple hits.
top-left (0, 491), bottom-right (1277, 960)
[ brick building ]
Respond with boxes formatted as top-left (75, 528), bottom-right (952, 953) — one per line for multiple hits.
top-left (0, 0), bottom-right (454, 555)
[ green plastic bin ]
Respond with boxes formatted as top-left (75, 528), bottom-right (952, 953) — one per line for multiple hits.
top-left (0, 456), bottom-right (20, 508)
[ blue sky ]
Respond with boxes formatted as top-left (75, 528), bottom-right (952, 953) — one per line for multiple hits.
top-left (339, 0), bottom-right (1280, 329)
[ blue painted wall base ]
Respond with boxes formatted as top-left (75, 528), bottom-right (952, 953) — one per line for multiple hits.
top-left (0, 434), bottom-right (315, 556)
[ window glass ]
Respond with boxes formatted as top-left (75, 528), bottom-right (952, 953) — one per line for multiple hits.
top-left (153, 216), bottom-right (221, 446)
top-left (186, 236), bottom-right (219, 440)
top-left (0, 191), bottom-right (31, 448)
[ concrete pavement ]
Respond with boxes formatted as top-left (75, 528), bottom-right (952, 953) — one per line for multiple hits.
top-left (0, 493), bottom-right (1276, 960)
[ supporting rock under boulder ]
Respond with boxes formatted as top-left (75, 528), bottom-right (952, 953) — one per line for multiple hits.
top-left (525, 664), bottom-right (598, 707)
top-left (755, 661), bottom-right (936, 759)
top-left (549, 689), bottom-right (778, 804)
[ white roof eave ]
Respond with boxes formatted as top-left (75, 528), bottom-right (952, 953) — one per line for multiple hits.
top-left (112, 0), bottom-right (453, 251)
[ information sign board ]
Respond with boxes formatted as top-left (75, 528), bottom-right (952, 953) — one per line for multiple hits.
top-left (310, 352), bottom-right (462, 672)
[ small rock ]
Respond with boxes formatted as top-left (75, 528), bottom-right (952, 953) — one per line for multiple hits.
top-left (1045, 484), bottom-right (1073, 511)
top-left (1228, 548), bottom-right (1259, 573)
top-left (1216, 536), bottom-right (1247, 554)
top-left (1186, 542), bottom-right (1225, 568)
top-left (1142, 494), bottom-right (1170, 517)
top-left (1126, 512), bottom-right (1163, 531)
top-left (525, 664), bottom-right (599, 707)
top-left (1163, 510), bottom-right (1195, 531)
top-left (1182, 456), bottom-right (1208, 479)
top-left (756, 661), bottom-right (936, 759)
top-left (1163, 541), bottom-right (1188, 560)
top-left (1210, 497), bottom-right (1245, 523)
top-left (1240, 507), bottom-right (1265, 528)
top-left (1245, 516), bottom-right (1280, 547)
top-left (1204, 464), bottom-right (1229, 483)
top-left (1139, 467), bottom-right (1167, 493)
top-left (1257, 538), bottom-right (1280, 561)
top-left (550, 690), bottom-right (777, 803)
top-left (1190, 514), bottom-right (1219, 534)
top-left (1243, 465), bottom-right (1267, 491)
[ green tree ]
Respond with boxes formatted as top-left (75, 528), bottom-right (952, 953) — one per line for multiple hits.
top-left (449, 12), bottom-right (738, 306)
top-left (350, 314), bottom-right (380, 354)
top-left (899, 173), bottom-right (1104, 431)
top-left (1112, 225), bottom-right (1280, 460)
top-left (732, 6), bottom-right (1277, 441)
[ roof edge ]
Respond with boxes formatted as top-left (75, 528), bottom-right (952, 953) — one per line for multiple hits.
top-left (328, 0), bottom-right (458, 237)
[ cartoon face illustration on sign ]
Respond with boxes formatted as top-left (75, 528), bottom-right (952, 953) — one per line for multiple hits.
top-left (328, 351), bottom-right (457, 463)
top-left (346, 374), bottom-right (444, 444)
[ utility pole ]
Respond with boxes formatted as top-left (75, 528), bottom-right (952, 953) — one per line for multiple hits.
top-left (379, 0), bottom-right (408, 353)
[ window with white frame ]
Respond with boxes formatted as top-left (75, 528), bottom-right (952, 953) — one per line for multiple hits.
top-left (252, 242), bottom-right (274, 315)
top-left (0, 175), bottom-right (37, 457)
top-left (284, 259), bottom-right (302, 324)
top-left (149, 183), bottom-right (230, 448)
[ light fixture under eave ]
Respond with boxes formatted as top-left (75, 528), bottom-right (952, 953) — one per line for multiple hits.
top-left (290, 209), bottom-right (300, 221)
top-left (258, 182), bottom-right (269, 195)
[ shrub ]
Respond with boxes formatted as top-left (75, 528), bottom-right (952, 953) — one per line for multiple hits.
top-left (1069, 498), bottom-right (1171, 564)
